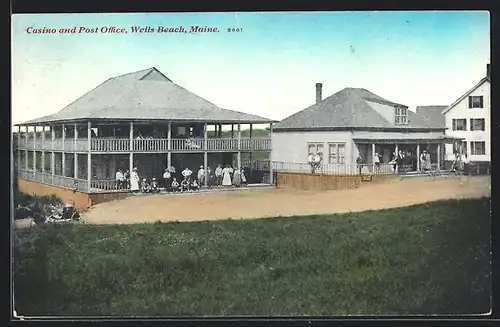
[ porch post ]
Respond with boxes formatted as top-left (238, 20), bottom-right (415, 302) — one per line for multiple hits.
top-left (394, 144), bottom-right (399, 173)
top-left (249, 123), bottom-right (253, 176)
top-left (25, 126), bottom-right (28, 171)
top-left (51, 126), bottom-right (55, 177)
top-left (129, 122), bottom-right (134, 176)
top-left (41, 126), bottom-right (45, 181)
top-left (437, 143), bottom-right (441, 170)
top-left (416, 144), bottom-right (420, 171)
top-left (32, 126), bottom-right (36, 173)
top-left (17, 126), bottom-right (21, 172)
top-left (371, 143), bottom-right (375, 172)
top-left (218, 124), bottom-right (222, 137)
top-left (231, 124), bottom-right (234, 138)
top-left (167, 122), bottom-right (171, 168)
top-left (237, 123), bottom-right (241, 170)
top-left (74, 124), bottom-right (78, 178)
top-left (87, 122), bottom-right (92, 192)
top-left (269, 123), bottom-right (274, 185)
top-left (204, 122), bottom-right (208, 187)
top-left (62, 124), bottom-right (66, 177)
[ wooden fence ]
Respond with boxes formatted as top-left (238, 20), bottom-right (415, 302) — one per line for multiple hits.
top-left (276, 171), bottom-right (396, 191)
top-left (276, 172), bottom-right (361, 191)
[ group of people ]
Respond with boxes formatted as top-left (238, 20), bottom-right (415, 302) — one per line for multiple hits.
top-left (115, 163), bottom-right (249, 194)
top-left (307, 152), bottom-right (323, 173)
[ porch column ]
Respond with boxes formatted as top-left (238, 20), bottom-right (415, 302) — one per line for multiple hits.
top-left (437, 144), bottom-right (441, 170)
top-left (32, 126), bottom-right (36, 173)
top-left (371, 143), bottom-right (375, 172)
top-left (129, 122), bottom-right (134, 175)
top-left (416, 144), bottom-right (420, 171)
top-left (249, 123), bottom-right (253, 176)
top-left (25, 126), bottom-right (28, 171)
top-left (269, 123), bottom-right (274, 185)
top-left (51, 126), bottom-right (55, 177)
top-left (17, 126), bottom-right (21, 172)
top-left (237, 123), bottom-right (241, 170)
top-left (167, 122), bottom-right (171, 168)
top-left (204, 123), bottom-right (208, 187)
top-left (74, 124), bottom-right (78, 178)
top-left (218, 124), bottom-right (222, 137)
top-left (87, 122), bottom-right (92, 192)
top-left (62, 124), bottom-right (66, 177)
top-left (231, 124), bottom-right (234, 138)
top-left (41, 126), bottom-right (45, 182)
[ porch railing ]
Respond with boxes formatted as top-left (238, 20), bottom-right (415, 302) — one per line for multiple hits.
top-left (15, 137), bottom-right (272, 152)
top-left (90, 180), bottom-right (130, 192)
top-left (272, 161), bottom-right (395, 176)
top-left (17, 169), bottom-right (89, 192)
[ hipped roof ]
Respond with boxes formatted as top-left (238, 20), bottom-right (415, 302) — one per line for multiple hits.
top-left (18, 67), bottom-right (275, 126)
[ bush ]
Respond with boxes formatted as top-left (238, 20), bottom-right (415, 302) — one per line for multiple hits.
top-left (14, 190), bottom-right (62, 208)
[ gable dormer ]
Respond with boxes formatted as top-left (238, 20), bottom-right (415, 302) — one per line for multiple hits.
top-left (394, 106), bottom-right (408, 125)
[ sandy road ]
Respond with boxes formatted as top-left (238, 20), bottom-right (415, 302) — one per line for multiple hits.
top-left (81, 176), bottom-right (490, 225)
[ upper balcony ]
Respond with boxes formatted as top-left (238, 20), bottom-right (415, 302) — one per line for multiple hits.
top-left (14, 137), bottom-right (272, 153)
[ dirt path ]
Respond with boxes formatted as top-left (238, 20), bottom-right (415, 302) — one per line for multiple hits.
top-left (82, 176), bottom-right (491, 225)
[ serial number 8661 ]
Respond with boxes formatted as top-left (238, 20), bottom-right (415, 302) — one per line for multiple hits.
top-left (227, 28), bottom-right (243, 33)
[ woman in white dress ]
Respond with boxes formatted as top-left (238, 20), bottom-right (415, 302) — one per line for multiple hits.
top-left (130, 167), bottom-right (140, 192)
top-left (232, 168), bottom-right (241, 187)
top-left (222, 165), bottom-right (232, 186)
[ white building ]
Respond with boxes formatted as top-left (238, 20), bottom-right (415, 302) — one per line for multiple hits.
top-left (441, 64), bottom-right (491, 164)
top-left (272, 84), bottom-right (456, 174)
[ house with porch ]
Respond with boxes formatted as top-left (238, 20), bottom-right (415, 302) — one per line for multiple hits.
top-left (13, 67), bottom-right (276, 199)
top-left (271, 83), bottom-right (461, 174)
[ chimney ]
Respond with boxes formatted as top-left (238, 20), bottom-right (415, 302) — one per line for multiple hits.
top-left (487, 64), bottom-right (491, 78)
top-left (315, 83), bottom-right (322, 104)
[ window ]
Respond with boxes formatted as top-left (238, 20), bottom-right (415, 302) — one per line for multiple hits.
top-left (452, 119), bottom-right (467, 131)
top-left (307, 143), bottom-right (324, 156)
top-left (328, 143), bottom-right (346, 164)
top-left (470, 141), bottom-right (486, 155)
top-left (177, 126), bottom-right (186, 136)
top-left (468, 96), bottom-right (484, 108)
top-left (395, 107), bottom-right (408, 125)
top-left (470, 118), bottom-right (485, 131)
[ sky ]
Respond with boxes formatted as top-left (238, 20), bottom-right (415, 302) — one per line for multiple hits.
top-left (11, 11), bottom-right (490, 127)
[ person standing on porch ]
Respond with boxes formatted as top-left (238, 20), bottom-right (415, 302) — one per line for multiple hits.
top-left (206, 166), bottom-right (213, 188)
top-left (115, 169), bottom-right (124, 189)
top-left (182, 167), bottom-right (193, 181)
top-left (163, 168), bottom-right (172, 192)
top-left (240, 168), bottom-right (247, 185)
top-left (130, 167), bottom-right (140, 192)
top-left (424, 151), bottom-right (431, 171)
top-left (420, 150), bottom-right (427, 172)
top-left (124, 169), bottom-right (131, 188)
top-left (308, 152), bottom-right (315, 173)
top-left (215, 164), bottom-right (223, 186)
top-left (197, 165), bottom-right (205, 185)
top-left (233, 168), bottom-right (241, 187)
top-left (356, 155), bottom-right (364, 175)
top-left (373, 153), bottom-right (380, 173)
top-left (222, 165), bottom-right (232, 186)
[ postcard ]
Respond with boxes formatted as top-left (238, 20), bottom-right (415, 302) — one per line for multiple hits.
top-left (11, 11), bottom-right (491, 318)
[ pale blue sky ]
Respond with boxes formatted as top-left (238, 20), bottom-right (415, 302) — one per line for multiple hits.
top-left (12, 11), bottom-right (490, 126)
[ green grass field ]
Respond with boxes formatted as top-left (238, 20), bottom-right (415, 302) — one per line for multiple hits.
top-left (13, 198), bottom-right (490, 316)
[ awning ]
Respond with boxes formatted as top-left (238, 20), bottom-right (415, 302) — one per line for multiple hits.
top-left (353, 136), bottom-right (464, 145)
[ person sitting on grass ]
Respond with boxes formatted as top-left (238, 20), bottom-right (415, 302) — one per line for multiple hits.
top-left (151, 178), bottom-right (159, 193)
top-left (191, 179), bottom-right (199, 192)
top-left (171, 178), bottom-right (180, 192)
top-left (140, 178), bottom-right (151, 193)
top-left (180, 177), bottom-right (190, 193)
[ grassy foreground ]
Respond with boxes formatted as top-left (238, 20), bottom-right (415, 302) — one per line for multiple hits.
top-left (13, 198), bottom-right (490, 316)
